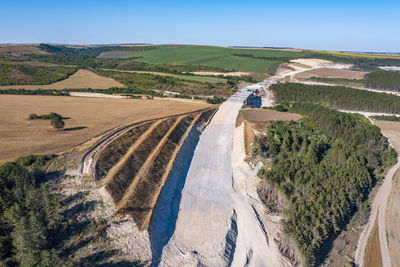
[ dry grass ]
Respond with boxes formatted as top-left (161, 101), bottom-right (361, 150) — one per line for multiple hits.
top-left (95, 123), bottom-right (153, 180)
top-left (0, 44), bottom-right (48, 56)
top-left (374, 120), bottom-right (400, 152)
top-left (0, 95), bottom-right (210, 162)
top-left (364, 218), bottom-right (382, 267)
top-left (244, 120), bottom-right (256, 155)
top-left (295, 68), bottom-right (368, 80)
top-left (0, 69), bottom-right (124, 89)
top-left (105, 118), bottom-right (177, 204)
top-left (241, 108), bottom-right (302, 122)
top-left (374, 120), bottom-right (400, 266)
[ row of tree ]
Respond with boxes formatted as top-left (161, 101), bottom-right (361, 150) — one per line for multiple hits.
top-left (255, 103), bottom-right (397, 265)
top-left (271, 82), bottom-right (400, 114)
top-left (364, 69), bottom-right (400, 91)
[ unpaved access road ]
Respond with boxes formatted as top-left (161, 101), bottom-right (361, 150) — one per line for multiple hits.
top-left (354, 156), bottom-right (400, 267)
top-left (353, 118), bottom-right (400, 267)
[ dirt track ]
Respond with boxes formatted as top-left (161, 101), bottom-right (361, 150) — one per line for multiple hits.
top-left (354, 120), bottom-right (400, 267)
top-left (374, 120), bottom-right (400, 267)
top-left (0, 69), bottom-right (124, 89)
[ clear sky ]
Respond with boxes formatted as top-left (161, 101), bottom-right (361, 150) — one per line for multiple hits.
top-left (1, 0), bottom-right (399, 52)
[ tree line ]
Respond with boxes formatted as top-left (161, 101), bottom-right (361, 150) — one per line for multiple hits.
top-left (271, 82), bottom-right (400, 114)
top-left (255, 103), bottom-right (397, 266)
top-left (29, 112), bottom-right (65, 131)
top-left (364, 69), bottom-right (400, 91)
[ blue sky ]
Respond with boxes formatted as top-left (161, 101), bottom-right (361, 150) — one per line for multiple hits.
top-left (1, 0), bottom-right (399, 52)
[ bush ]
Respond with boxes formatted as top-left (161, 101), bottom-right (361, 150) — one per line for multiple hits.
top-left (28, 112), bottom-right (64, 120)
top-left (29, 113), bottom-right (40, 120)
top-left (206, 96), bottom-right (225, 104)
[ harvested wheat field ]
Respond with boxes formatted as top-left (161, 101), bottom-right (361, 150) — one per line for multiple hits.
top-left (0, 69), bottom-right (124, 89)
top-left (374, 120), bottom-right (400, 266)
top-left (0, 95), bottom-right (211, 162)
top-left (295, 67), bottom-right (368, 80)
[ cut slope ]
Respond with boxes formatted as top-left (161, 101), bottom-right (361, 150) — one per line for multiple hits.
top-left (105, 118), bottom-right (177, 204)
top-left (119, 114), bottom-right (199, 230)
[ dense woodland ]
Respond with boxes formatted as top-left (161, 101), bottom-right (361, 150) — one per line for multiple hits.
top-left (0, 62), bottom-right (77, 86)
top-left (0, 155), bottom-right (63, 266)
top-left (255, 103), bottom-right (397, 265)
top-left (364, 69), bottom-right (400, 91)
top-left (271, 82), bottom-right (400, 114)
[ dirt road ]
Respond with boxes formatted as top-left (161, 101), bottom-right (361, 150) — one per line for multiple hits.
top-left (354, 148), bottom-right (400, 267)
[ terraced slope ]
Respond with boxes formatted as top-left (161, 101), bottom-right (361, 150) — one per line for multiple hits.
top-left (104, 118), bottom-right (177, 204)
top-left (118, 114), bottom-right (199, 229)
top-left (95, 122), bottom-right (152, 180)
top-left (93, 109), bottom-right (216, 230)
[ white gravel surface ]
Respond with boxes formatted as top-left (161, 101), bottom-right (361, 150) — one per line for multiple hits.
top-left (160, 99), bottom-right (247, 266)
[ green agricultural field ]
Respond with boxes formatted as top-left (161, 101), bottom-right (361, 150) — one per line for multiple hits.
top-left (122, 45), bottom-right (310, 74)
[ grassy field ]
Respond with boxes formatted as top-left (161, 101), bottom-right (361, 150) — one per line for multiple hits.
top-left (0, 69), bottom-right (124, 89)
top-left (122, 45), bottom-right (308, 73)
top-left (0, 95), bottom-right (210, 162)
